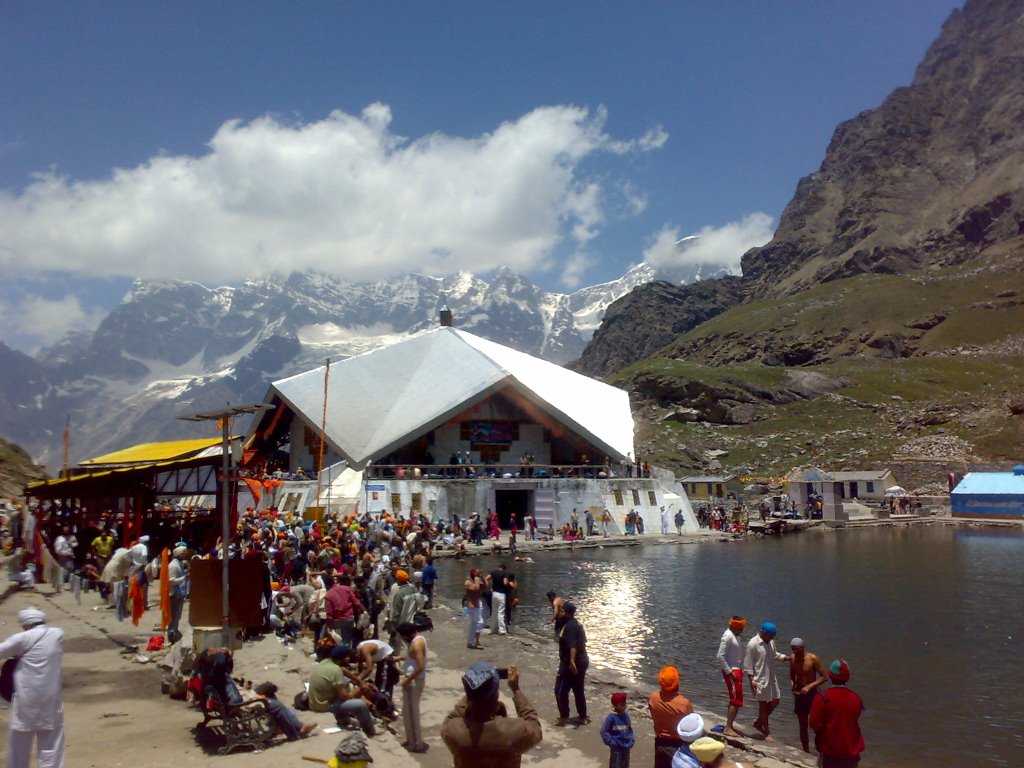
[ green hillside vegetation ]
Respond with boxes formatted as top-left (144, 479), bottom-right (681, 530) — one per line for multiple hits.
top-left (665, 249), bottom-right (1024, 366)
top-left (618, 354), bottom-right (1024, 483)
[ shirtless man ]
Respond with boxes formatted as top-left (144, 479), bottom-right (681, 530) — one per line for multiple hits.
top-left (547, 590), bottom-right (566, 638)
top-left (789, 637), bottom-right (828, 752)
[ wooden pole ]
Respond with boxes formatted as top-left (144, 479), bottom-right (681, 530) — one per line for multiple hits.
top-left (316, 358), bottom-right (331, 508)
top-left (220, 413), bottom-right (231, 646)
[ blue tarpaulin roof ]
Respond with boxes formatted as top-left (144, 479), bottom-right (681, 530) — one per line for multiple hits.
top-left (952, 472), bottom-right (1024, 495)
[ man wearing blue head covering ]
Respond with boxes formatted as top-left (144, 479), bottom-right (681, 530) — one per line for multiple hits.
top-left (742, 620), bottom-right (791, 739)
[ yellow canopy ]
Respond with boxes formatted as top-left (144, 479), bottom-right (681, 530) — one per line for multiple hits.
top-left (80, 437), bottom-right (223, 466)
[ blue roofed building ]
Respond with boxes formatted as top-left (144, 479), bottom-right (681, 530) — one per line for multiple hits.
top-left (950, 466), bottom-right (1024, 520)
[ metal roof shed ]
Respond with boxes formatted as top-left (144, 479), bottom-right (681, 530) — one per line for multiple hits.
top-left (951, 466), bottom-right (1024, 519)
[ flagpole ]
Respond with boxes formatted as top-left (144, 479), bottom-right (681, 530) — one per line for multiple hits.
top-left (317, 358), bottom-right (331, 510)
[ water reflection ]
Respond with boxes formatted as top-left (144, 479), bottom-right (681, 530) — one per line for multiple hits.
top-left (569, 561), bottom-right (650, 677)
top-left (440, 527), bottom-right (1024, 768)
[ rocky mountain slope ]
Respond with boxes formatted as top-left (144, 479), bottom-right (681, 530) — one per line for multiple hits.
top-left (742, 0), bottom-right (1024, 298)
top-left (579, 0), bottom-right (1024, 379)
top-left (0, 437), bottom-right (45, 501)
top-left (0, 261), bottom-right (726, 466)
top-left (578, 0), bottom-right (1024, 482)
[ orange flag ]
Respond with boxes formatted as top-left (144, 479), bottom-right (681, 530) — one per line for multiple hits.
top-left (242, 477), bottom-right (263, 504)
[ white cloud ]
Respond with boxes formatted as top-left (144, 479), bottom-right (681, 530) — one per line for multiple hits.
top-left (621, 182), bottom-right (648, 216)
top-left (560, 252), bottom-right (594, 289)
top-left (0, 104), bottom-right (668, 284)
top-left (0, 294), bottom-right (107, 351)
top-left (643, 212), bottom-right (775, 272)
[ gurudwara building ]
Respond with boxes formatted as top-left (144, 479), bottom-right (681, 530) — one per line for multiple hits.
top-left (246, 318), bottom-right (697, 534)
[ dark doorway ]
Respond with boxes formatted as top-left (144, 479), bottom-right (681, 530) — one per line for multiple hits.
top-left (495, 489), bottom-right (531, 529)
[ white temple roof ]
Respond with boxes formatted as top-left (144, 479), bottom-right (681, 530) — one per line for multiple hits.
top-left (266, 327), bottom-right (634, 467)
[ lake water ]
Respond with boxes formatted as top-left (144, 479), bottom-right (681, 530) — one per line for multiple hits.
top-left (437, 525), bottom-right (1024, 768)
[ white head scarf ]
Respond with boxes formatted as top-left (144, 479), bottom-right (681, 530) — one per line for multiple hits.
top-left (18, 607), bottom-right (46, 628)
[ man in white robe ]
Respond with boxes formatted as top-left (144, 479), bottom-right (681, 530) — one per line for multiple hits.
top-left (0, 607), bottom-right (65, 768)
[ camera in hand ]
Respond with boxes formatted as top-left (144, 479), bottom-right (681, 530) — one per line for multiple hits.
top-left (496, 667), bottom-right (509, 679)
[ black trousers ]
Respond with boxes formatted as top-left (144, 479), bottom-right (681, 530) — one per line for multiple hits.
top-left (554, 666), bottom-right (587, 719)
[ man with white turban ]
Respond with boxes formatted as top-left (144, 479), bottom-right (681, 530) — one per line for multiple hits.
top-left (0, 607), bottom-right (65, 768)
top-left (671, 712), bottom-right (705, 768)
top-left (166, 545), bottom-right (189, 643)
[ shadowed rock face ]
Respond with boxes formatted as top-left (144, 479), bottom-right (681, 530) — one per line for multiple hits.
top-left (741, 0), bottom-right (1024, 297)
top-left (573, 277), bottom-right (746, 377)
top-left (576, 0), bottom-right (1024, 379)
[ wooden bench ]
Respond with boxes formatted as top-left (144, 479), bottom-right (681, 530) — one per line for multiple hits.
top-left (201, 696), bottom-right (278, 755)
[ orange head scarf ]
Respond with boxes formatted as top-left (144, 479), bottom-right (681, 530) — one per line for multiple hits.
top-left (395, 570), bottom-right (410, 584)
top-left (729, 616), bottom-right (747, 633)
top-left (658, 665), bottom-right (679, 693)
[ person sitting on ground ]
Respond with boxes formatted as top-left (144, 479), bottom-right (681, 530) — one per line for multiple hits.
top-left (254, 682), bottom-right (316, 741)
top-left (307, 644), bottom-right (376, 736)
top-left (649, 665), bottom-right (694, 768)
top-left (671, 713), bottom-right (705, 768)
top-left (441, 662), bottom-right (542, 768)
top-left (193, 646), bottom-right (243, 722)
top-left (689, 736), bottom-right (736, 767)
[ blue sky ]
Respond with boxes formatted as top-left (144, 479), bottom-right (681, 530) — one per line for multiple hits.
top-left (1, 1), bottom-right (962, 351)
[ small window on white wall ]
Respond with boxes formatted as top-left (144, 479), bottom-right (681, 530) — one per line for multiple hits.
top-left (648, 490), bottom-right (657, 506)
top-left (631, 489), bottom-right (641, 505)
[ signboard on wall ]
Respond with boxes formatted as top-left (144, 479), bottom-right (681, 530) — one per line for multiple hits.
top-left (467, 420), bottom-right (516, 444)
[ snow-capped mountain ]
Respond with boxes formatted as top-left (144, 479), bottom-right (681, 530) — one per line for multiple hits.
top-left (4, 261), bottom-right (729, 466)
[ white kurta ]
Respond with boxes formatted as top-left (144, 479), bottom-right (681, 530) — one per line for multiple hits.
top-left (743, 635), bottom-right (787, 702)
top-left (716, 628), bottom-right (744, 673)
top-left (0, 625), bottom-right (65, 731)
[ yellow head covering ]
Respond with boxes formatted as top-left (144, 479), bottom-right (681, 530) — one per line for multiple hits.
top-left (690, 736), bottom-right (725, 764)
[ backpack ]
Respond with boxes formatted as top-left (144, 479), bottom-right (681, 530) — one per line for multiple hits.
top-left (1, 629), bottom-right (48, 702)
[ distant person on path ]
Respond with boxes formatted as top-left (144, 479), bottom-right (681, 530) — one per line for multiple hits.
top-left (743, 621), bottom-right (790, 739)
top-left (716, 616), bottom-right (747, 736)
top-left (554, 602), bottom-right (589, 726)
top-left (527, 514), bottom-right (537, 541)
top-left (585, 509), bottom-right (596, 537)
top-left (601, 508), bottom-right (612, 536)
top-left (325, 573), bottom-right (365, 647)
top-left (397, 622), bottom-right (428, 753)
top-left (1, 608), bottom-right (65, 768)
top-left (789, 637), bottom-right (828, 752)
top-left (635, 510), bottom-right (645, 535)
top-left (648, 665), bottom-right (693, 768)
top-left (166, 545), bottom-right (189, 644)
top-left (600, 691), bottom-right (635, 768)
top-left (809, 660), bottom-right (865, 768)
top-left (441, 662), bottom-right (542, 768)
top-left (674, 508), bottom-right (685, 536)
top-left (488, 563), bottom-right (510, 635)
top-left (670, 712), bottom-right (705, 768)
top-left (464, 569), bottom-right (485, 649)
top-left (420, 556), bottom-right (437, 609)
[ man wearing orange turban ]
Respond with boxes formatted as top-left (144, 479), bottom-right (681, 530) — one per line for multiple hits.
top-left (717, 616), bottom-right (747, 736)
top-left (648, 665), bottom-right (693, 768)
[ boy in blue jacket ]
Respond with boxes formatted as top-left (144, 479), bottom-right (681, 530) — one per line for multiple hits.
top-left (601, 691), bottom-right (635, 768)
